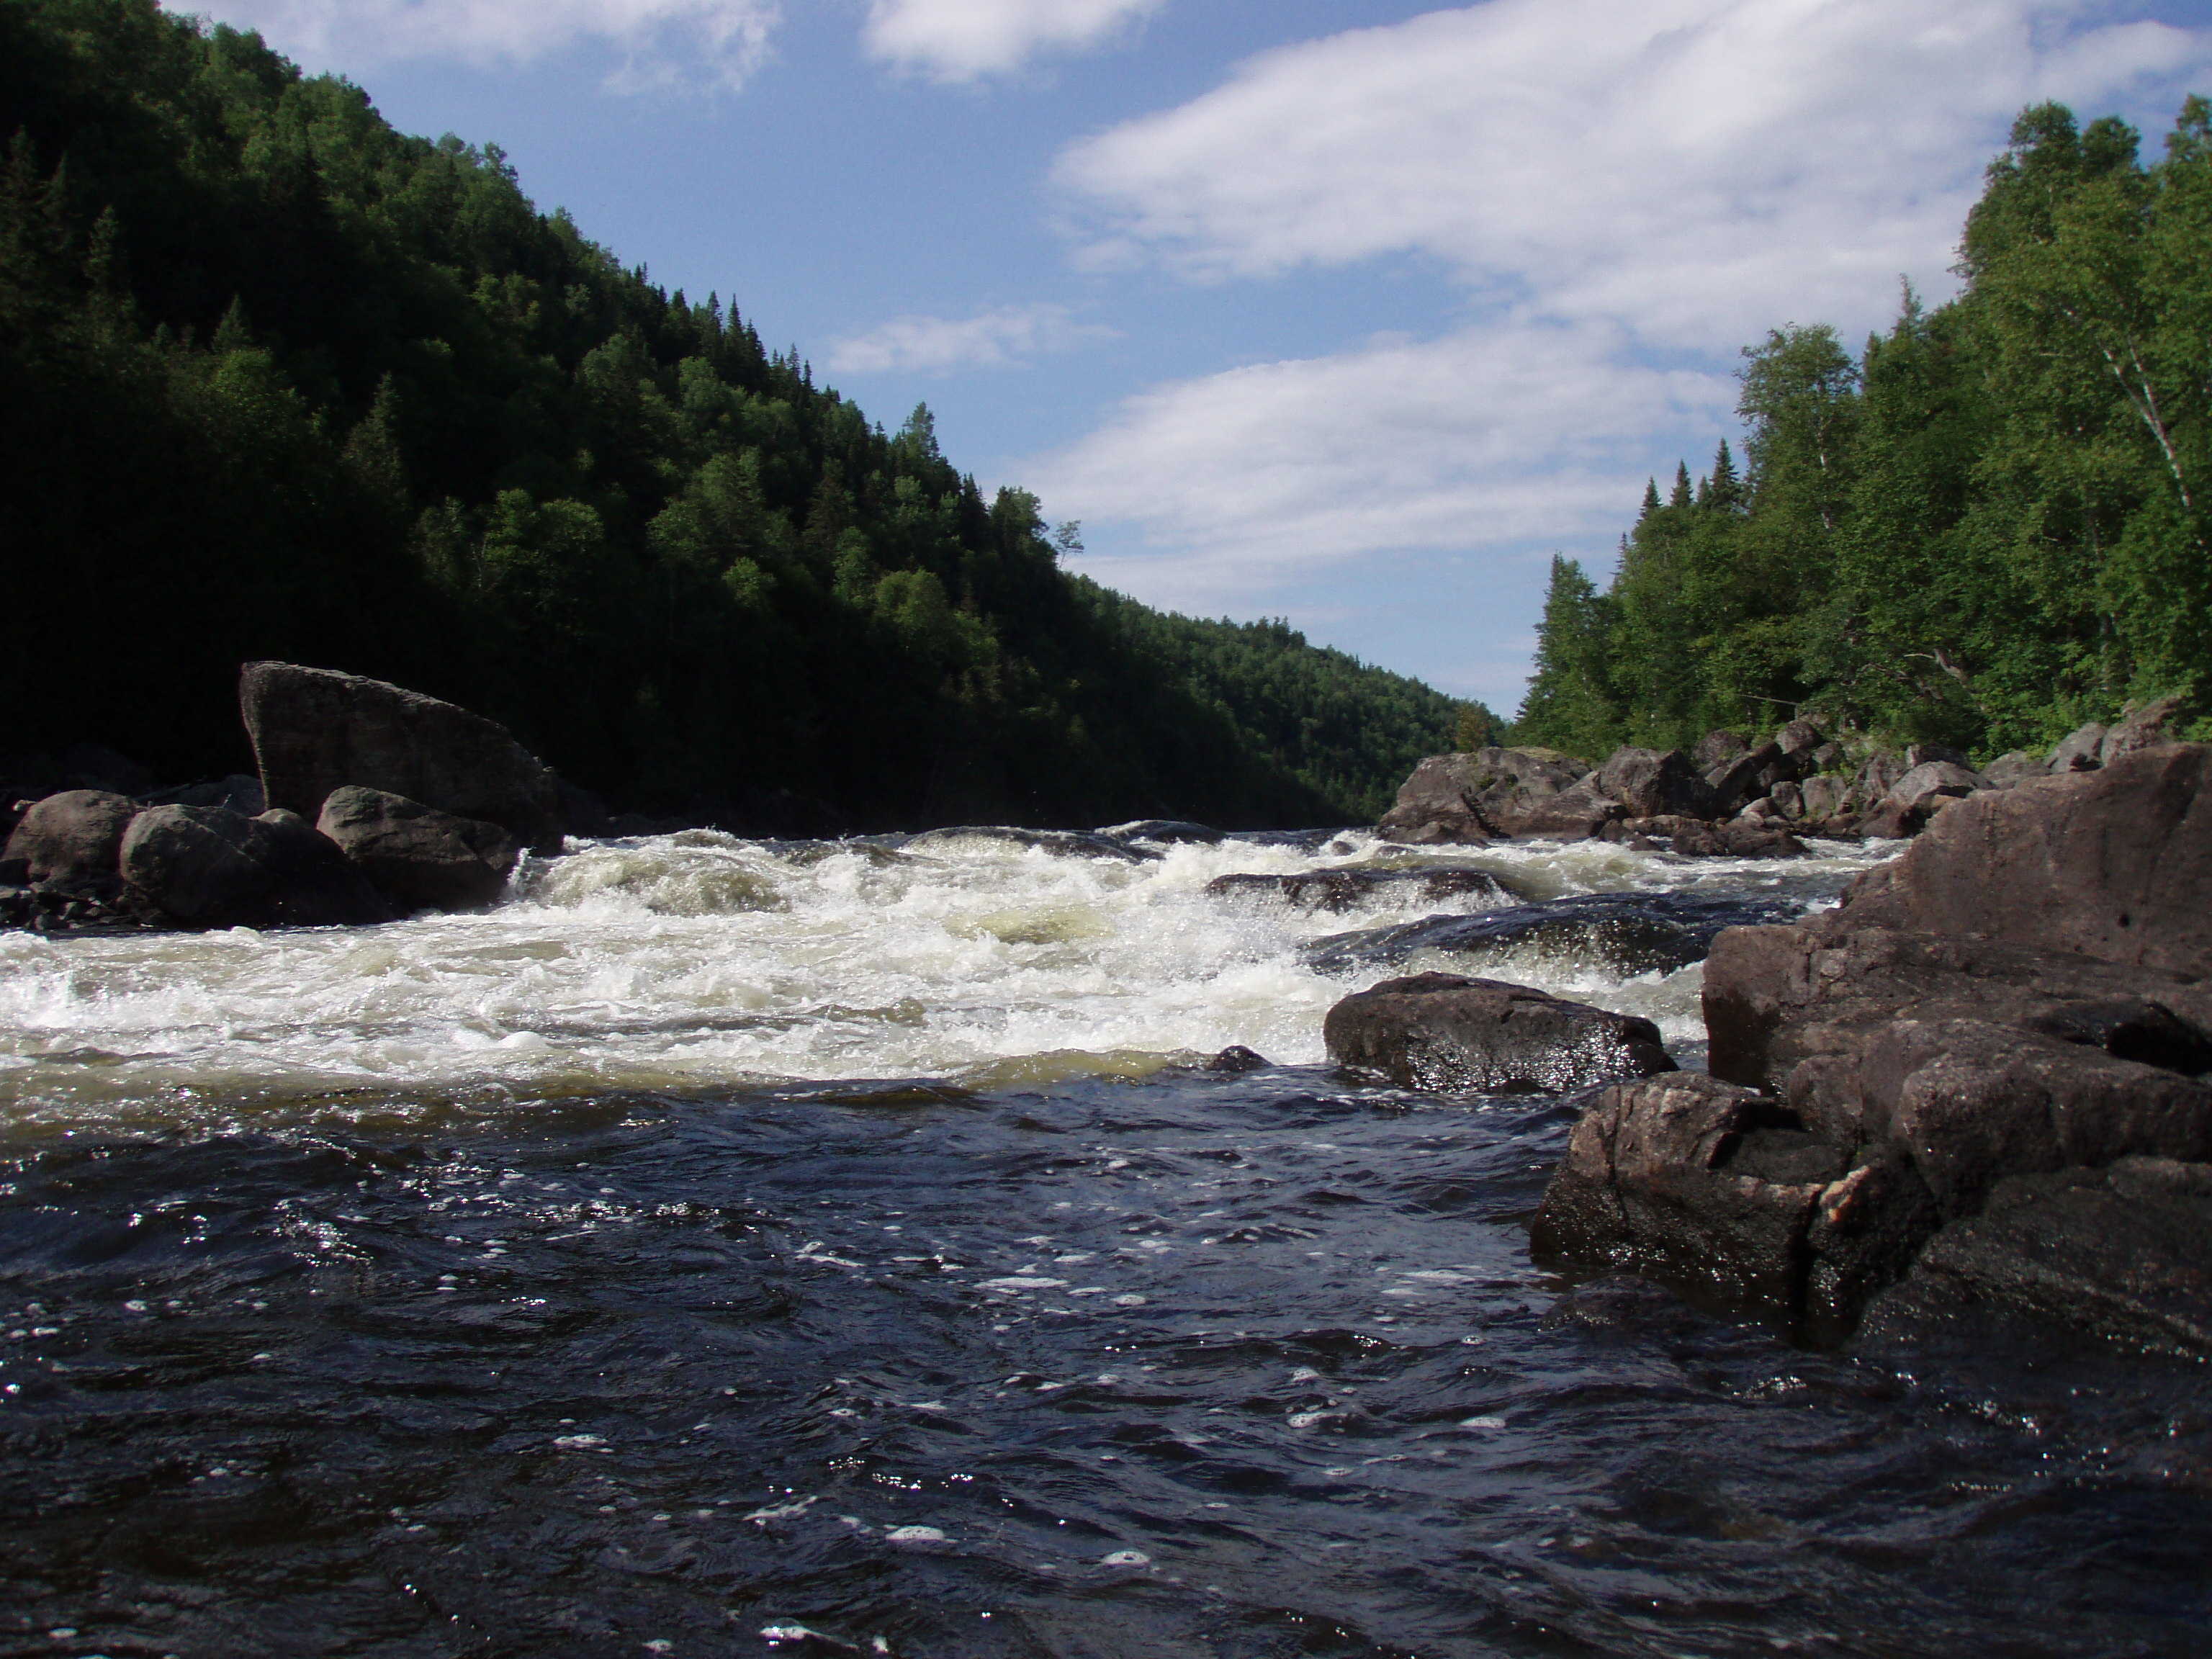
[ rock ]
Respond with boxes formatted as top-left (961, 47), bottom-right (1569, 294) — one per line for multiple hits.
top-left (1, 790), bottom-right (138, 888)
top-left (1324, 971), bottom-right (1675, 1094)
top-left (1207, 866), bottom-right (1519, 914)
top-left (1660, 819), bottom-right (1808, 859)
top-left (315, 786), bottom-right (519, 913)
top-left (1692, 730), bottom-right (1748, 772)
top-left (1305, 889), bottom-right (1807, 976)
top-left (1979, 751), bottom-right (2041, 787)
top-left (1546, 740), bottom-right (2212, 1345)
top-left (1205, 1045), bottom-right (1270, 1074)
top-left (1836, 745), bottom-right (2212, 976)
top-left (1591, 746), bottom-right (1716, 819)
top-left (1853, 760), bottom-right (1987, 837)
top-left (1530, 1071), bottom-right (1877, 1318)
top-left (1902, 742), bottom-right (1969, 769)
top-left (1860, 1158), bottom-right (2212, 1360)
top-left (1766, 779), bottom-right (1804, 819)
top-left (1704, 741), bottom-right (1799, 817)
top-left (120, 804), bottom-right (388, 929)
top-left (1376, 747), bottom-right (1602, 843)
top-left (905, 826), bottom-right (1160, 863)
top-left (1097, 819), bottom-right (1224, 845)
top-left (1794, 774), bottom-right (1851, 824)
top-left (1774, 718), bottom-right (1826, 756)
top-left (239, 662), bottom-right (565, 853)
top-left (2098, 693), bottom-right (2189, 765)
top-left (2048, 721), bottom-right (2107, 772)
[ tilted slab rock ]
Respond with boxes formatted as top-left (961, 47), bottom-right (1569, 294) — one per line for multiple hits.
top-left (1324, 971), bottom-right (1674, 1093)
top-left (240, 661), bottom-right (565, 853)
top-left (1377, 747), bottom-right (1604, 843)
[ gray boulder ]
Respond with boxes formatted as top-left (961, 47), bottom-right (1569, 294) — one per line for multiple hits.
top-left (2049, 721), bottom-right (2107, 772)
top-left (239, 662), bottom-right (565, 853)
top-left (1591, 746), bottom-right (1715, 819)
top-left (1376, 747), bottom-right (1605, 843)
top-left (1324, 971), bottom-right (1674, 1093)
top-left (1692, 730), bottom-right (1748, 772)
top-left (120, 804), bottom-right (388, 929)
top-left (1853, 759), bottom-right (1986, 838)
top-left (2098, 693), bottom-right (2189, 765)
top-left (316, 786), bottom-right (519, 914)
top-left (1, 790), bottom-right (138, 888)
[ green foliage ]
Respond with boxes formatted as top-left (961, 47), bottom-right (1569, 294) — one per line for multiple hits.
top-left (1515, 96), bottom-right (2212, 760)
top-left (0, 0), bottom-right (1457, 827)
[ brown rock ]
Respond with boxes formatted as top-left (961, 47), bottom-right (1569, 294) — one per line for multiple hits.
top-left (1591, 746), bottom-right (1715, 819)
top-left (1, 790), bottom-right (138, 888)
top-left (1324, 971), bottom-right (1674, 1093)
top-left (2098, 693), bottom-right (2189, 765)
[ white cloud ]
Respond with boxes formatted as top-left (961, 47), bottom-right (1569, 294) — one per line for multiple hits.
top-left (862, 0), bottom-right (1162, 81)
top-left (824, 303), bottom-right (1115, 374)
top-left (1032, 0), bottom-right (2212, 661)
top-left (1055, 0), bottom-right (2211, 351)
top-left (1035, 321), bottom-right (1735, 603)
top-left (176, 0), bottom-right (780, 91)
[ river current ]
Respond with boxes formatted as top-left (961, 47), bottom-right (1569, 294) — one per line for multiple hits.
top-left (1, 829), bottom-right (2206, 1657)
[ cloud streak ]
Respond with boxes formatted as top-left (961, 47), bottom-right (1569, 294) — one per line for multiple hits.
top-left (824, 303), bottom-right (1116, 374)
top-left (180, 0), bottom-right (781, 91)
top-left (862, 0), bottom-right (1163, 81)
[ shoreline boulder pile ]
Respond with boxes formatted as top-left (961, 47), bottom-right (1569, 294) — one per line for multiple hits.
top-left (2, 664), bottom-right (572, 932)
top-left (1374, 696), bottom-right (2191, 857)
top-left (1530, 742), bottom-right (2212, 1357)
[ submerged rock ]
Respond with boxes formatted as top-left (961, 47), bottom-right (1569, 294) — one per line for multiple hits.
top-left (317, 786), bottom-right (519, 913)
top-left (1206, 865), bottom-right (1519, 914)
top-left (240, 660), bottom-right (565, 853)
top-left (1305, 890), bottom-right (1805, 976)
top-left (1097, 819), bottom-right (1223, 845)
top-left (1325, 971), bottom-right (1674, 1094)
top-left (1204, 1045), bottom-right (1271, 1074)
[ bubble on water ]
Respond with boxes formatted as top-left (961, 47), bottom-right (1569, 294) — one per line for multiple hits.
top-left (886, 1525), bottom-right (948, 1544)
top-left (1101, 1550), bottom-right (1150, 1566)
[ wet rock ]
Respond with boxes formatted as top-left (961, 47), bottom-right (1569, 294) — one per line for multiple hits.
top-left (1205, 1045), bottom-right (1271, 1074)
top-left (1531, 1072), bottom-right (1854, 1313)
top-left (1306, 889), bottom-right (1806, 976)
top-left (120, 804), bottom-right (388, 929)
top-left (1376, 747), bottom-right (1599, 843)
top-left (1097, 819), bottom-right (1224, 845)
top-left (239, 661), bottom-right (565, 853)
top-left (1325, 971), bottom-right (1674, 1094)
top-left (2098, 693), bottom-right (2190, 765)
top-left (316, 786), bottom-right (519, 913)
top-left (1591, 747), bottom-right (1715, 819)
top-left (1861, 1157), bottom-right (2212, 1360)
top-left (2049, 721), bottom-right (2107, 772)
top-left (905, 826), bottom-right (1160, 863)
top-left (1657, 818), bottom-right (1808, 859)
top-left (1206, 866), bottom-right (1519, 914)
top-left (1, 789), bottom-right (138, 888)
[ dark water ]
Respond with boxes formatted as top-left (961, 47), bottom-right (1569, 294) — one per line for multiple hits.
top-left (4, 1071), bottom-right (2207, 1658)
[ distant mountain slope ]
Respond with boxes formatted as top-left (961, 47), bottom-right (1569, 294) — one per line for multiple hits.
top-left (0, 0), bottom-right (1483, 828)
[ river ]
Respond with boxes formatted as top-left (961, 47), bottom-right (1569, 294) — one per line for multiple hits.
top-left (1, 828), bottom-right (2206, 1657)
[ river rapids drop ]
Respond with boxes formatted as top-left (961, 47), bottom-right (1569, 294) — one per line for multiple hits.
top-left (1, 829), bottom-right (2205, 1656)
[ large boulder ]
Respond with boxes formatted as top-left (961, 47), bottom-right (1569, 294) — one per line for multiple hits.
top-left (120, 804), bottom-right (388, 929)
top-left (1305, 890), bottom-right (1805, 977)
top-left (2098, 693), bottom-right (2189, 765)
top-left (1324, 971), bottom-right (1674, 1093)
top-left (1376, 747), bottom-right (1601, 843)
top-left (1591, 746), bottom-right (1715, 819)
top-left (239, 662), bottom-right (565, 853)
top-left (316, 786), bottom-right (519, 914)
top-left (1852, 759), bottom-right (1987, 839)
top-left (1, 790), bottom-right (138, 888)
top-left (1538, 741), bottom-right (2212, 1345)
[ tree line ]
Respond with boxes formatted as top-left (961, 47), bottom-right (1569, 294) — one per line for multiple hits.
top-left (1518, 99), bottom-right (2212, 761)
top-left (0, 0), bottom-right (1488, 828)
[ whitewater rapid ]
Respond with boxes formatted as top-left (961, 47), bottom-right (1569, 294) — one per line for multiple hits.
top-left (0, 828), bottom-right (1885, 1131)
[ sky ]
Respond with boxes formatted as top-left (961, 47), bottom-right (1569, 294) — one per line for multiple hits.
top-left (168, 0), bottom-right (2212, 716)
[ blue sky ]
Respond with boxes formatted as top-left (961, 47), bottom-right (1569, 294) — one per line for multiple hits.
top-left (174, 1), bottom-right (2212, 716)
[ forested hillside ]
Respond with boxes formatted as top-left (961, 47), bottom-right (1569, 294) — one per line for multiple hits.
top-left (1519, 100), bottom-right (2212, 761)
top-left (0, 0), bottom-right (1478, 830)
